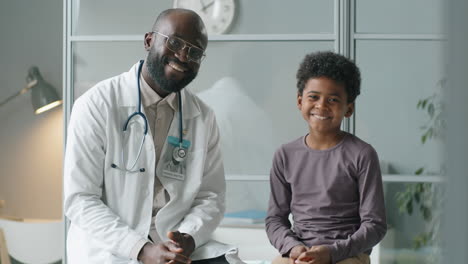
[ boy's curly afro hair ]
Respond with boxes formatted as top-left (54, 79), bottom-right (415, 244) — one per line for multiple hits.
top-left (296, 51), bottom-right (361, 103)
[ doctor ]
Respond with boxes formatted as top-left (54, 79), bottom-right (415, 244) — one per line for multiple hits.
top-left (64, 8), bottom-right (241, 264)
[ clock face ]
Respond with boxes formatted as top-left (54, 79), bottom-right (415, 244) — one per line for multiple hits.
top-left (173, 0), bottom-right (236, 35)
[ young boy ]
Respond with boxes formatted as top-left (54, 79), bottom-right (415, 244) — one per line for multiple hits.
top-left (265, 51), bottom-right (386, 264)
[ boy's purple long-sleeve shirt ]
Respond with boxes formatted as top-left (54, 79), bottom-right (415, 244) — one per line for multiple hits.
top-left (265, 133), bottom-right (387, 264)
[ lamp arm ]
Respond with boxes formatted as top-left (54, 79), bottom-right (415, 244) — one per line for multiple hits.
top-left (0, 80), bottom-right (37, 108)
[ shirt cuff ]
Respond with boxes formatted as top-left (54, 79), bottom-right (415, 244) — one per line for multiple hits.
top-left (280, 238), bottom-right (306, 256)
top-left (131, 238), bottom-right (152, 260)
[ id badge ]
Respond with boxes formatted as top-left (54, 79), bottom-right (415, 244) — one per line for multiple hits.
top-left (162, 136), bottom-right (191, 181)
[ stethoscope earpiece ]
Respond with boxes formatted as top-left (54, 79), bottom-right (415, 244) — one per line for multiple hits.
top-left (111, 163), bottom-right (145, 173)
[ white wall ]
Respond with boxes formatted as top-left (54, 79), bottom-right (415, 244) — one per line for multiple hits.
top-left (0, 0), bottom-right (63, 219)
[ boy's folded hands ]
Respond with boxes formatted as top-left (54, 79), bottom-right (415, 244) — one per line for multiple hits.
top-left (289, 244), bottom-right (308, 264)
top-left (293, 245), bottom-right (331, 264)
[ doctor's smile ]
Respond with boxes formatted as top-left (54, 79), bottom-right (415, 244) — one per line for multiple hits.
top-left (168, 59), bottom-right (188, 73)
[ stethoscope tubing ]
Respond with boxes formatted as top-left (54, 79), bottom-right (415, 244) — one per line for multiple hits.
top-left (111, 60), bottom-right (185, 173)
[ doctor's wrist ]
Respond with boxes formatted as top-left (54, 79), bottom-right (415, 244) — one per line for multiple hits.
top-left (137, 242), bottom-right (152, 261)
top-left (134, 239), bottom-right (151, 260)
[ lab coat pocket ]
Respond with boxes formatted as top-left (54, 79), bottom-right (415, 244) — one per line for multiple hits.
top-left (106, 254), bottom-right (138, 264)
top-left (158, 149), bottom-right (205, 198)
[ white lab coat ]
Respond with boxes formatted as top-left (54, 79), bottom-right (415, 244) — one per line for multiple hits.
top-left (64, 62), bottom-right (243, 264)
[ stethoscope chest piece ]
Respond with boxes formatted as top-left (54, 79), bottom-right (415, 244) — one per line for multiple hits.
top-left (172, 146), bottom-right (187, 164)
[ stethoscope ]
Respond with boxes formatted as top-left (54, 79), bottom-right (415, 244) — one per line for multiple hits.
top-left (111, 60), bottom-right (187, 173)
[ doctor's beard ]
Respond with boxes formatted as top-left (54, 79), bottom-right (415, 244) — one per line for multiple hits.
top-left (146, 54), bottom-right (197, 94)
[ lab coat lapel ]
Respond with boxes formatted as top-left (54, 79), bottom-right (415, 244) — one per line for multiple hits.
top-left (115, 61), bottom-right (156, 182)
top-left (155, 89), bottom-right (201, 197)
top-left (116, 61), bottom-right (141, 108)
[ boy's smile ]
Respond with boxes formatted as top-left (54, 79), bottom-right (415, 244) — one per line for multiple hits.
top-left (297, 77), bottom-right (354, 136)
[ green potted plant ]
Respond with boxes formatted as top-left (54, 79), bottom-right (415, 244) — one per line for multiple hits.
top-left (395, 78), bottom-right (445, 253)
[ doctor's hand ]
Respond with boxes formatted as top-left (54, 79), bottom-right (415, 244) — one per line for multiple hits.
top-left (138, 241), bottom-right (191, 264)
top-left (295, 245), bottom-right (331, 264)
top-left (167, 231), bottom-right (195, 258)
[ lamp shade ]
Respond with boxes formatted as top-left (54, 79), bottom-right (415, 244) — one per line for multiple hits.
top-left (27, 66), bottom-right (62, 114)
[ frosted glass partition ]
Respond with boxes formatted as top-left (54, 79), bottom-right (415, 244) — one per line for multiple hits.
top-left (225, 181), bottom-right (270, 213)
top-left (73, 42), bottom-right (146, 99)
top-left (355, 0), bottom-right (444, 34)
top-left (71, 0), bottom-right (173, 35)
top-left (379, 182), bottom-right (442, 264)
top-left (222, 0), bottom-right (334, 34)
top-left (355, 40), bottom-right (444, 175)
top-left (72, 0), bottom-right (334, 35)
top-left (73, 40), bottom-right (334, 175)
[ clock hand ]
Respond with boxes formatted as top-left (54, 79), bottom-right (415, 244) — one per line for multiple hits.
top-left (199, 0), bottom-right (207, 10)
top-left (201, 0), bottom-right (215, 13)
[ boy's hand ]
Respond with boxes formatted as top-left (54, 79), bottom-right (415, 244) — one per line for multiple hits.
top-left (295, 245), bottom-right (331, 264)
top-left (289, 245), bottom-right (309, 264)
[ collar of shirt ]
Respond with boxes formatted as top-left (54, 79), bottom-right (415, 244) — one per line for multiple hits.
top-left (140, 74), bottom-right (177, 111)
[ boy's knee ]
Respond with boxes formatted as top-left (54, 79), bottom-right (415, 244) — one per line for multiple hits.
top-left (271, 255), bottom-right (290, 264)
top-left (336, 253), bottom-right (370, 264)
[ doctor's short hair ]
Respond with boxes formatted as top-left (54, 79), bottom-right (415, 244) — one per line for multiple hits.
top-left (296, 51), bottom-right (361, 103)
top-left (152, 8), bottom-right (205, 32)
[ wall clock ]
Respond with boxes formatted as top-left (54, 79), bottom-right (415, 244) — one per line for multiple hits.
top-left (173, 0), bottom-right (236, 35)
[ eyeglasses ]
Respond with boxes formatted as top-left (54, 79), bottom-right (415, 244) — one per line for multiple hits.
top-left (153, 31), bottom-right (206, 63)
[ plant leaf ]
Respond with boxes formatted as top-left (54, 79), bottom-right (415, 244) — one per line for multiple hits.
top-left (415, 167), bottom-right (424, 175)
top-left (406, 199), bottom-right (413, 215)
top-left (428, 103), bottom-right (435, 117)
top-left (422, 99), bottom-right (428, 109)
top-left (414, 191), bottom-right (420, 203)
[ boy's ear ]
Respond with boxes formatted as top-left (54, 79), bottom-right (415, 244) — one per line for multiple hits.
top-left (144, 32), bottom-right (153, 51)
top-left (297, 93), bottom-right (303, 110)
top-left (345, 102), bottom-right (355, 117)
